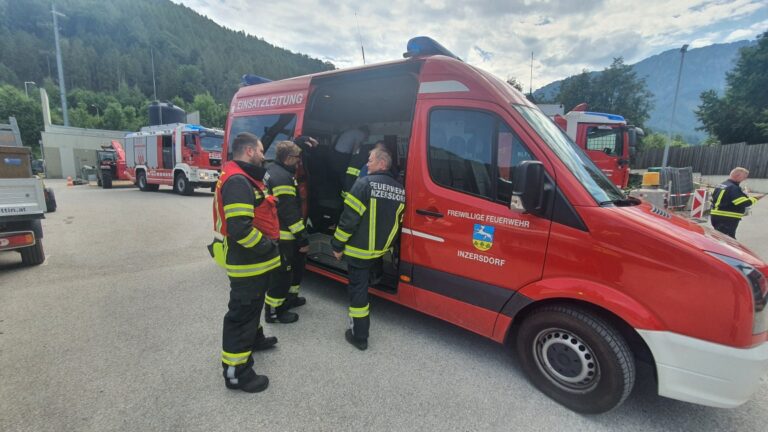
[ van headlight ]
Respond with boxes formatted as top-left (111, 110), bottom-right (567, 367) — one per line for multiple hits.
top-left (707, 252), bottom-right (768, 334)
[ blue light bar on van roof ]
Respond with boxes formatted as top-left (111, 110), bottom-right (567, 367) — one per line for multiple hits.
top-left (184, 124), bottom-right (203, 131)
top-left (241, 74), bottom-right (272, 86)
top-left (403, 36), bottom-right (461, 60)
top-left (586, 111), bottom-right (625, 122)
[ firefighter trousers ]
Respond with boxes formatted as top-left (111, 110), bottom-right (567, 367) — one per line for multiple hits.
top-left (221, 272), bottom-right (272, 379)
top-left (289, 249), bottom-right (306, 296)
top-left (711, 215), bottom-right (740, 238)
top-left (346, 260), bottom-right (373, 340)
top-left (267, 240), bottom-right (305, 308)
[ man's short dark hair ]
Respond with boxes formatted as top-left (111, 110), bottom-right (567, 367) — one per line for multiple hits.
top-left (371, 146), bottom-right (392, 170)
top-left (232, 132), bottom-right (260, 157)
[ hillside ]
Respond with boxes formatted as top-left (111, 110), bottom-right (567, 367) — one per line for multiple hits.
top-left (0, 0), bottom-right (334, 103)
top-left (533, 40), bottom-right (755, 143)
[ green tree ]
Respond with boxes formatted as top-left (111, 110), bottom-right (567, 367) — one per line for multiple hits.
top-left (102, 102), bottom-right (126, 130)
top-left (557, 59), bottom-right (654, 128)
top-left (640, 132), bottom-right (667, 150)
top-left (0, 84), bottom-right (43, 155)
top-left (696, 31), bottom-right (768, 144)
top-left (558, 70), bottom-right (592, 112)
top-left (190, 92), bottom-right (227, 128)
top-left (506, 77), bottom-right (524, 92)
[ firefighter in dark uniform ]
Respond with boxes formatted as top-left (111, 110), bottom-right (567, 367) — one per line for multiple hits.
top-left (341, 142), bottom-right (374, 198)
top-left (331, 147), bottom-right (405, 350)
top-left (264, 141), bottom-right (309, 322)
top-left (710, 167), bottom-right (758, 238)
top-left (212, 132), bottom-right (281, 393)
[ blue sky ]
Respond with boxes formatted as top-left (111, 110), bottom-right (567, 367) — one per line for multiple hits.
top-left (174, 0), bottom-right (767, 90)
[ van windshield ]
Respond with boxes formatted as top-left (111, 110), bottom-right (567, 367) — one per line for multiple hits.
top-left (513, 105), bottom-right (625, 204)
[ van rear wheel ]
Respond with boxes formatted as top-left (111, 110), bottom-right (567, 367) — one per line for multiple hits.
top-left (515, 305), bottom-right (635, 414)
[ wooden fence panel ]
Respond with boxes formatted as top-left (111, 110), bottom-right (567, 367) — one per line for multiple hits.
top-left (634, 142), bottom-right (768, 176)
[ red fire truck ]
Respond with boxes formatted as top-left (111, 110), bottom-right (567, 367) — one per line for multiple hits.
top-left (223, 37), bottom-right (768, 413)
top-left (123, 123), bottom-right (223, 194)
top-left (549, 103), bottom-right (641, 189)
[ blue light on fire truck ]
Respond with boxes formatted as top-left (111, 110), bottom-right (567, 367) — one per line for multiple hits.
top-left (586, 111), bottom-right (625, 122)
top-left (241, 74), bottom-right (272, 86)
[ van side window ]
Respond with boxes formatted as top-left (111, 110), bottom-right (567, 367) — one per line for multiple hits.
top-left (228, 114), bottom-right (297, 160)
top-left (428, 109), bottom-right (495, 199)
top-left (496, 124), bottom-right (534, 203)
top-left (586, 126), bottom-right (620, 155)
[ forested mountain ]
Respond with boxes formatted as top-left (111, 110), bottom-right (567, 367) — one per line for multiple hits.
top-left (0, 0), bottom-right (334, 104)
top-left (533, 40), bottom-right (755, 143)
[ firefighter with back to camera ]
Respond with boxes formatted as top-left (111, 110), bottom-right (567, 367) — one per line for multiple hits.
top-left (331, 147), bottom-right (405, 350)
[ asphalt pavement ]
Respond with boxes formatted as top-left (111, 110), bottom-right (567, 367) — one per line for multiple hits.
top-left (1, 180), bottom-right (767, 431)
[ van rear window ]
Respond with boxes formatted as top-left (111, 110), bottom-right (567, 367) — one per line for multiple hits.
top-left (228, 114), bottom-right (297, 161)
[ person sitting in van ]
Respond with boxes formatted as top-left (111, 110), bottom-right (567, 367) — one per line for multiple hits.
top-left (342, 142), bottom-right (379, 196)
top-left (330, 126), bottom-right (370, 198)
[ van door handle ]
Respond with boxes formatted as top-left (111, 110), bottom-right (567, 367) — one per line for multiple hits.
top-left (416, 209), bottom-right (444, 218)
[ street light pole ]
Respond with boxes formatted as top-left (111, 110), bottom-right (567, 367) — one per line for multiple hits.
top-left (52, 2), bottom-right (69, 126)
top-left (24, 81), bottom-right (36, 98)
top-left (91, 104), bottom-right (100, 118)
top-left (662, 44), bottom-right (689, 167)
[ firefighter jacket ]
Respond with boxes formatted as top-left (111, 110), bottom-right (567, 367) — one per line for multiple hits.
top-left (212, 160), bottom-right (281, 278)
top-left (342, 149), bottom-right (371, 196)
top-left (331, 171), bottom-right (405, 261)
top-left (711, 179), bottom-right (757, 219)
top-left (265, 161), bottom-right (309, 247)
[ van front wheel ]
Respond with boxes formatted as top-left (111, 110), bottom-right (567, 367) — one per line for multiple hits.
top-left (515, 305), bottom-right (635, 414)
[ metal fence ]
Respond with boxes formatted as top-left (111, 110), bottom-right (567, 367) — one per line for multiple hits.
top-left (633, 142), bottom-right (768, 178)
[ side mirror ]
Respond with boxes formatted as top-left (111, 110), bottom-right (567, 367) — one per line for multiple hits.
top-left (511, 161), bottom-right (546, 215)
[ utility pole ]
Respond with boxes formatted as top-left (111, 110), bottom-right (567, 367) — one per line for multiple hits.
top-left (662, 44), bottom-right (689, 167)
top-left (529, 52), bottom-right (533, 96)
top-left (52, 2), bottom-right (69, 126)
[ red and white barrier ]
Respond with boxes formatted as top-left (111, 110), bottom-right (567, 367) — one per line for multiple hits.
top-left (690, 188), bottom-right (708, 220)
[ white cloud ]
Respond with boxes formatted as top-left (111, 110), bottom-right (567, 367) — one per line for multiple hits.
top-left (174, 0), bottom-right (766, 90)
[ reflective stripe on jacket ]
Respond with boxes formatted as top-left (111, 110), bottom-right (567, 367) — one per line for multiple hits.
top-left (212, 160), bottom-right (280, 277)
top-left (265, 161), bottom-right (308, 246)
top-left (711, 179), bottom-right (757, 219)
top-left (331, 171), bottom-right (405, 261)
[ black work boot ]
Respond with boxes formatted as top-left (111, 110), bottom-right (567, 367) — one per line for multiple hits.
top-left (253, 327), bottom-right (277, 351)
top-left (285, 293), bottom-right (307, 310)
top-left (225, 368), bottom-right (269, 393)
top-left (345, 329), bottom-right (368, 351)
top-left (265, 306), bottom-right (299, 324)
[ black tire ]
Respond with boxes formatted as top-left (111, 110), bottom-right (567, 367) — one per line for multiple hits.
top-left (102, 171), bottom-right (113, 189)
top-left (137, 171), bottom-right (155, 192)
top-left (20, 239), bottom-right (45, 266)
top-left (174, 173), bottom-right (193, 195)
top-left (515, 305), bottom-right (635, 414)
top-left (44, 187), bottom-right (57, 213)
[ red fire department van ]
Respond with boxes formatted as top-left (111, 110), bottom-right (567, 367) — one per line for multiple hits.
top-left (551, 103), bottom-right (640, 189)
top-left (223, 37), bottom-right (768, 413)
top-left (123, 123), bottom-right (223, 194)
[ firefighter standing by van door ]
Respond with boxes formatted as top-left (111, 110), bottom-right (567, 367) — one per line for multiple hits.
top-left (710, 167), bottom-right (758, 238)
top-left (211, 132), bottom-right (282, 393)
top-left (331, 147), bottom-right (405, 350)
top-left (265, 141), bottom-right (309, 320)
